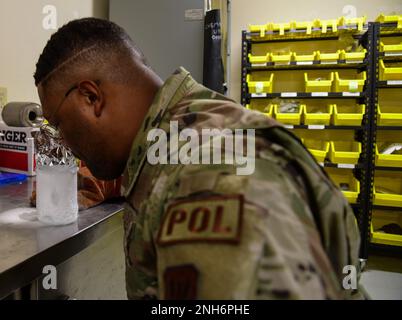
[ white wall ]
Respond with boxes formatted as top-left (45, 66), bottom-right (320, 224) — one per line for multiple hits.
top-left (229, 0), bottom-right (402, 102)
top-left (0, 0), bottom-right (108, 105)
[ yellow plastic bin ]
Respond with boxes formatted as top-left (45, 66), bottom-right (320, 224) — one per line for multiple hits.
top-left (374, 172), bottom-right (402, 207)
top-left (375, 143), bottom-right (402, 167)
top-left (320, 18), bottom-right (339, 33)
top-left (339, 49), bottom-right (367, 62)
top-left (332, 104), bottom-right (365, 126)
top-left (246, 74), bottom-right (274, 94)
top-left (312, 19), bottom-right (321, 30)
top-left (292, 52), bottom-right (317, 62)
top-left (338, 16), bottom-right (367, 31)
top-left (274, 104), bottom-right (304, 125)
top-left (378, 105), bottom-right (402, 126)
top-left (249, 24), bottom-right (267, 37)
top-left (376, 14), bottom-right (402, 29)
top-left (271, 22), bottom-right (292, 35)
top-left (248, 53), bottom-right (270, 64)
top-left (246, 103), bottom-right (274, 118)
top-left (380, 42), bottom-right (402, 53)
top-left (290, 20), bottom-right (313, 34)
top-left (304, 140), bottom-right (330, 162)
top-left (326, 167), bottom-right (360, 204)
top-left (315, 50), bottom-right (340, 63)
top-left (333, 72), bottom-right (366, 92)
top-left (329, 141), bottom-right (361, 164)
top-left (379, 60), bottom-right (402, 80)
top-left (304, 105), bottom-right (333, 125)
top-left (270, 52), bottom-right (292, 64)
top-left (371, 211), bottom-right (402, 247)
top-left (304, 72), bottom-right (334, 92)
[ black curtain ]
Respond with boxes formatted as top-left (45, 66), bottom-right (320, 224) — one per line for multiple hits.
top-left (203, 9), bottom-right (225, 94)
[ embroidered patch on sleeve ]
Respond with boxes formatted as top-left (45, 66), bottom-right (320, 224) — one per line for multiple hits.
top-left (157, 194), bottom-right (243, 246)
top-left (164, 264), bottom-right (198, 299)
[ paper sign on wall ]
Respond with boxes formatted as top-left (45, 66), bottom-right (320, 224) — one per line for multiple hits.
top-left (185, 9), bottom-right (204, 21)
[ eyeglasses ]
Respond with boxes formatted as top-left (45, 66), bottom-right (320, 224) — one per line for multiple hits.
top-left (46, 84), bottom-right (79, 131)
top-left (44, 79), bottom-right (100, 131)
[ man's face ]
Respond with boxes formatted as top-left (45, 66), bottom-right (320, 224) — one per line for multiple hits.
top-left (37, 81), bottom-right (126, 180)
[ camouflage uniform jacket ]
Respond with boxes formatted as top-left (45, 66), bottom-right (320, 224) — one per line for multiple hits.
top-left (122, 67), bottom-right (364, 300)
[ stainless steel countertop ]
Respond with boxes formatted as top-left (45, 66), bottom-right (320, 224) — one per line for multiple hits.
top-left (0, 177), bottom-right (124, 299)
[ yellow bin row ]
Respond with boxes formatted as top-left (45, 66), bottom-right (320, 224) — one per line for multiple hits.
top-left (248, 50), bottom-right (366, 64)
top-left (376, 13), bottom-right (402, 29)
top-left (305, 72), bottom-right (366, 92)
top-left (302, 139), bottom-right (361, 164)
top-left (304, 104), bottom-right (365, 126)
top-left (371, 211), bottom-right (402, 247)
top-left (248, 16), bottom-right (366, 37)
top-left (246, 104), bottom-right (303, 124)
top-left (379, 60), bottom-right (402, 80)
top-left (247, 103), bottom-right (365, 126)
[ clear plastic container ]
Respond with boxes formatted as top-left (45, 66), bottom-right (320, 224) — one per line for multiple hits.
top-left (36, 164), bottom-right (79, 225)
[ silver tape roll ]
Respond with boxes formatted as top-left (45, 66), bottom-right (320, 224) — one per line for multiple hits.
top-left (1, 102), bottom-right (44, 127)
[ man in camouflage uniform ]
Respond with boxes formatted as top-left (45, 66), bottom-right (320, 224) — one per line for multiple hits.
top-left (122, 67), bottom-right (364, 300)
top-left (35, 18), bottom-right (365, 300)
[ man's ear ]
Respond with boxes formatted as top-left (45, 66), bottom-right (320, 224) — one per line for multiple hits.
top-left (77, 80), bottom-right (104, 117)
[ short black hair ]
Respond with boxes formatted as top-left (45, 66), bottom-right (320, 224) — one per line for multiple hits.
top-left (34, 17), bottom-right (146, 86)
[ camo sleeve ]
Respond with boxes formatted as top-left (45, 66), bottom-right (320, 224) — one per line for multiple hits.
top-left (154, 135), bottom-right (349, 300)
top-left (123, 202), bottom-right (158, 300)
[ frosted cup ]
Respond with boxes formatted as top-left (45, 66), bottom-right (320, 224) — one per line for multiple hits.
top-left (36, 164), bottom-right (79, 225)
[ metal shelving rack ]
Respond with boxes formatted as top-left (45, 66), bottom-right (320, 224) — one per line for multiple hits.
top-left (241, 22), bottom-right (378, 260)
top-left (369, 21), bottom-right (402, 253)
top-left (358, 23), bottom-right (378, 259)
